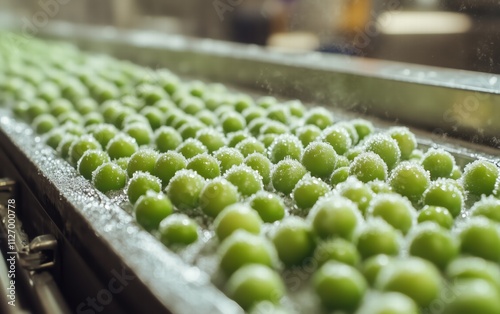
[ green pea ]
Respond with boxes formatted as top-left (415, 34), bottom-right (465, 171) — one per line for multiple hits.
top-left (32, 113), bottom-right (58, 134)
top-left (367, 193), bottom-right (416, 234)
top-left (225, 164), bottom-right (263, 197)
top-left (126, 171), bottom-right (162, 204)
top-left (295, 125), bottom-right (322, 147)
top-left (355, 292), bottom-right (419, 314)
top-left (214, 203), bottom-right (262, 240)
top-left (308, 196), bottom-right (360, 240)
top-left (159, 214), bottom-right (199, 246)
top-left (195, 128), bottom-right (226, 153)
top-left (471, 196), bottom-right (500, 222)
top-left (301, 141), bottom-right (337, 179)
top-left (176, 138), bottom-right (208, 159)
top-left (314, 238), bottom-right (360, 267)
top-left (423, 179), bottom-right (463, 217)
top-left (462, 160), bottom-right (499, 196)
top-left (154, 126), bottom-right (182, 152)
top-left (218, 230), bottom-right (276, 275)
top-left (91, 124), bottom-right (119, 148)
top-left (248, 191), bottom-right (285, 223)
top-left (349, 152), bottom-right (388, 183)
top-left (293, 176), bottom-right (330, 209)
top-left (166, 169), bottom-right (205, 210)
top-left (127, 149), bottom-right (158, 177)
top-left (459, 216), bottom-right (500, 262)
top-left (236, 137), bottom-right (265, 157)
top-left (313, 262), bottom-right (367, 311)
top-left (361, 254), bottom-right (393, 286)
top-left (321, 126), bottom-right (352, 155)
top-left (351, 119), bottom-right (374, 142)
top-left (69, 135), bottom-right (102, 165)
top-left (355, 218), bottom-right (400, 259)
top-left (186, 153), bottom-right (220, 179)
top-left (244, 153), bottom-right (272, 186)
top-left (92, 162), bottom-right (127, 193)
top-left (272, 217), bottom-right (315, 267)
top-left (364, 134), bottom-right (401, 169)
top-left (421, 148), bottom-right (455, 179)
top-left (389, 161), bottom-right (430, 203)
top-left (225, 264), bottom-right (285, 310)
top-left (271, 159), bottom-right (307, 195)
top-left (221, 112), bottom-right (246, 134)
top-left (446, 257), bottom-right (500, 293)
top-left (106, 134), bottom-right (139, 160)
top-left (77, 150), bottom-right (110, 180)
top-left (214, 147), bottom-right (245, 174)
top-left (417, 205), bottom-right (454, 229)
top-left (200, 178), bottom-right (240, 218)
top-left (442, 279), bottom-right (500, 314)
top-left (375, 257), bottom-right (442, 307)
top-left (336, 177), bottom-right (374, 216)
top-left (388, 127), bottom-right (417, 160)
top-left (134, 191), bottom-right (173, 231)
top-left (304, 107), bottom-right (333, 130)
top-left (407, 222), bottom-right (458, 269)
top-left (330, 167), bottom-right (350, 186)
top-left (123, 122), bottom-right (152, 146)
top-left (153, 151), bottom-right (187, 186)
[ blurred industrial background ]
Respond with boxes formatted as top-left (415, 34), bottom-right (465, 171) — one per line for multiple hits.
top-left (1, 0), bottom-right (499, 74)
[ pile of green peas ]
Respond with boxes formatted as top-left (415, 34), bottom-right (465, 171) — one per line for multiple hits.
top-left (3, 35), bottom-right (500, 314)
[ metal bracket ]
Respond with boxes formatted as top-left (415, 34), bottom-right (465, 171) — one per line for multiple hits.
top-left (19, 235), bottom-right (57, 271)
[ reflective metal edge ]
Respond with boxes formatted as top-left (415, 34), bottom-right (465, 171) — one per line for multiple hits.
top-left (0, 112), bottom-right (243, 314)
top-left (2, 18), bottom-right (499, 146)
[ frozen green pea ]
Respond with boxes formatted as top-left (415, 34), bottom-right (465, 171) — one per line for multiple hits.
top-left (295, 124), bottom-right (322, 147)
top-left (293, 176), bottom-right (330, 209)
top-left (153, 151), bottom-right (187, 186)
top-left (388, 127), bottom-right (417, 160)
top-left (69, 135), bottom-right (102, 165)
top-left (361, 254), bottom-right (393, 286)
top-left (355, 218), bottom-right (400, 259)
top-left (126, 171), bottom-right (162, 204)
top-left (166, 169), bottom-right (205, 210)
top-left (195, 128), bottom-right (226, 153)
top-left (176, 138), bottom-right (208, 159)
top-left (268, 134), bottom-right (303, 163)
top-left (301, 141), bottom-right (337, 179)
top-left (304, 107), bottom-right (333, 130)
top-left (349, 152), bottom-right (388, 183)
top-left (389, 161), bottom-right (430, 203)
top-left (154, 126), bottom-right (182, 152)
top-left (127, 149), bottom-right (158, 177)
top-left (375, 257), bottom-right (442, 307)
top-left (314, 238), bottom-right (360, 267)
top-left (471, 196), bottom-right (500, 222)
top-left (134, 191), bottom-right (173, 231)
top-left (459, 216), bottom-right (500, 262)
top-left (308, 196), bottom-right (360, 240)
top-left (200, 178), bottom-right (240, 218)
top-left (417, 205), bottom-right (454, 229)
top-left (77, 150), bottom-right (110, 180)
top-left (186, 153), bottom-right (220, 179)
top-left (244, 153), bottom-right (272, 186)
top-left (218, 230), bottom-right (276, 275)
top-left (123, 122), bottom-right (152, 146)
top-left (248, 191), bottom-right (285, 223)
top-left (214, 203), bottom-right (262, 240)
top-left (159, 214), bottom-right (199, 246)
top-left (106, 134), bottom-right (139, 160)
top-left (313, 262), bottom-right (367, 311)
top-left (225, 164), bottom-right (263, 197)
top-left (92, 162), bottom-right (127, 193)
top-left (421, 148), bottom-right (455, 179)
top-left (367, 193), bottom-right (416, 234)
top-left (225, 264), bottom-right (285, 311)
top-left (236, 137), bottom-right (265, 157)
top-left (321, 126), bottom-right (352, 155)
top-left (214, 147), bottom-right (245, 174)
top-left (272, 217), bottom-right (314, 267)
top-left (462, 160), bottom-right (499, 196)
top-left (423, 179), bottom-right (463, 217)
top-left (271, 159), bottom-right (307, 195)
top-left (364, 134), bottom-right (401, 169)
